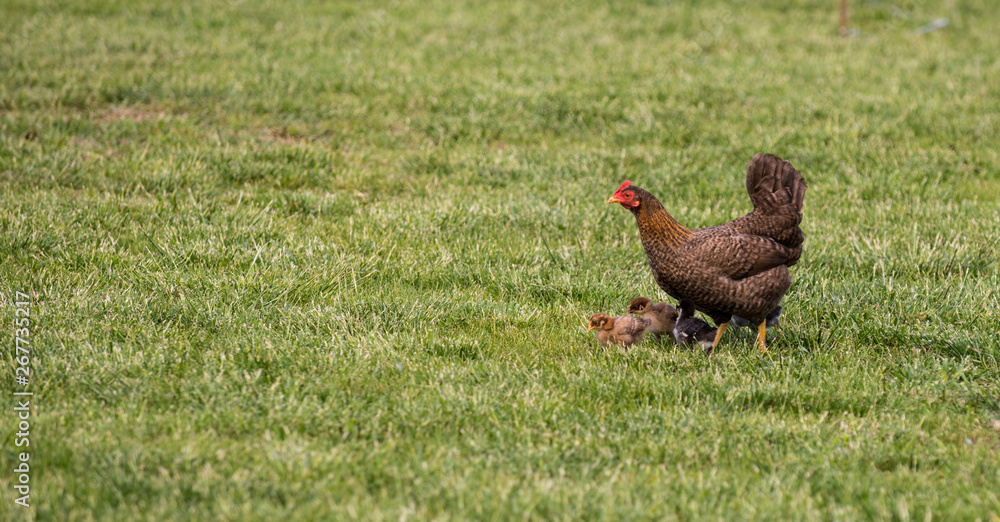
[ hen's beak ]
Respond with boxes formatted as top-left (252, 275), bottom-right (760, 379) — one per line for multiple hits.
top-left (607, 195), bottom-right (623, 204)
top-left (586, 324), bottom-right (596, 332)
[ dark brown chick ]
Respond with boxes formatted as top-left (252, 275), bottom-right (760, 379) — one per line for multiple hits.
top-left (627, 297), bottom-right (678, 343)
top-left (587, 313), bottom-right (651, 348)
top-left (608, 153), bottom-right (807, 353)
top-left (673, 299), bottom-right (718, 354)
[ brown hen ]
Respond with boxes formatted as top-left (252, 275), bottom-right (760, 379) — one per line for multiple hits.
top-left (607, 153), bottom-right (807, 353)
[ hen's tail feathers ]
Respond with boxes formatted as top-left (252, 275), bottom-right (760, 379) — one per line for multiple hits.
top-left (744, 154), bottom-right (808, 260)
top-left (746, 153), bottom-right (807, 216)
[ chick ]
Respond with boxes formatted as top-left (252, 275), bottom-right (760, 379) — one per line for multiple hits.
top-left (673, 299), bottom-right (718, 354)
top-left (627, 297), bottom-right (678, 343)
top-left (732, 305), bottom-right (782, 330)
top-left (612, 314), bottom-right (652, 347)
top-left (588, 313), bottom-right (651, 348)
top-left (587, 313), bottom-right (617, 346)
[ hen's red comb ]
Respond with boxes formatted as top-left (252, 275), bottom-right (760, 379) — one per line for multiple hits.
top-left (615, 180), bottom-right (631, 193)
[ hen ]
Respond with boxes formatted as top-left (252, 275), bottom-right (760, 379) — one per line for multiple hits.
top-left (607, 153), bottom-right (807, 353)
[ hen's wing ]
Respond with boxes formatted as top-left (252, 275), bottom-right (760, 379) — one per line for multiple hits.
top-left (687, 231), bottom-right (797, 280)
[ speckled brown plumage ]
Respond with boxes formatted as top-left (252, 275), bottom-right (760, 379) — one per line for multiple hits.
top-left (627, 297), bottom-right (678, 343)
top-left (609, 154), bottom-right (807, 329)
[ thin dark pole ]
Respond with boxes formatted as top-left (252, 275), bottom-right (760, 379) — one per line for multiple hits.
top-left (840, 0), bottom-right (849, 36)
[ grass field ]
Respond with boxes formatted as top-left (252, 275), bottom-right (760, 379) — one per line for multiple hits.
top-left (2, 0), bottom-right (1000, 519)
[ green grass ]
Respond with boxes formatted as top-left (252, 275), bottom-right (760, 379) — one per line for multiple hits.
top-left (2, 0), bottom-right (1000, 519)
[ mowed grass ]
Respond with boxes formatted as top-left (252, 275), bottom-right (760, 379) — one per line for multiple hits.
top-left (2, 0), bottom-right (999, 519)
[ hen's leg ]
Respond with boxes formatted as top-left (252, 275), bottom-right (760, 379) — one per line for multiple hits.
top-left (711, 322), bottom-right (729, 349)
top-left (756, 321), bottom-right (767, 353)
